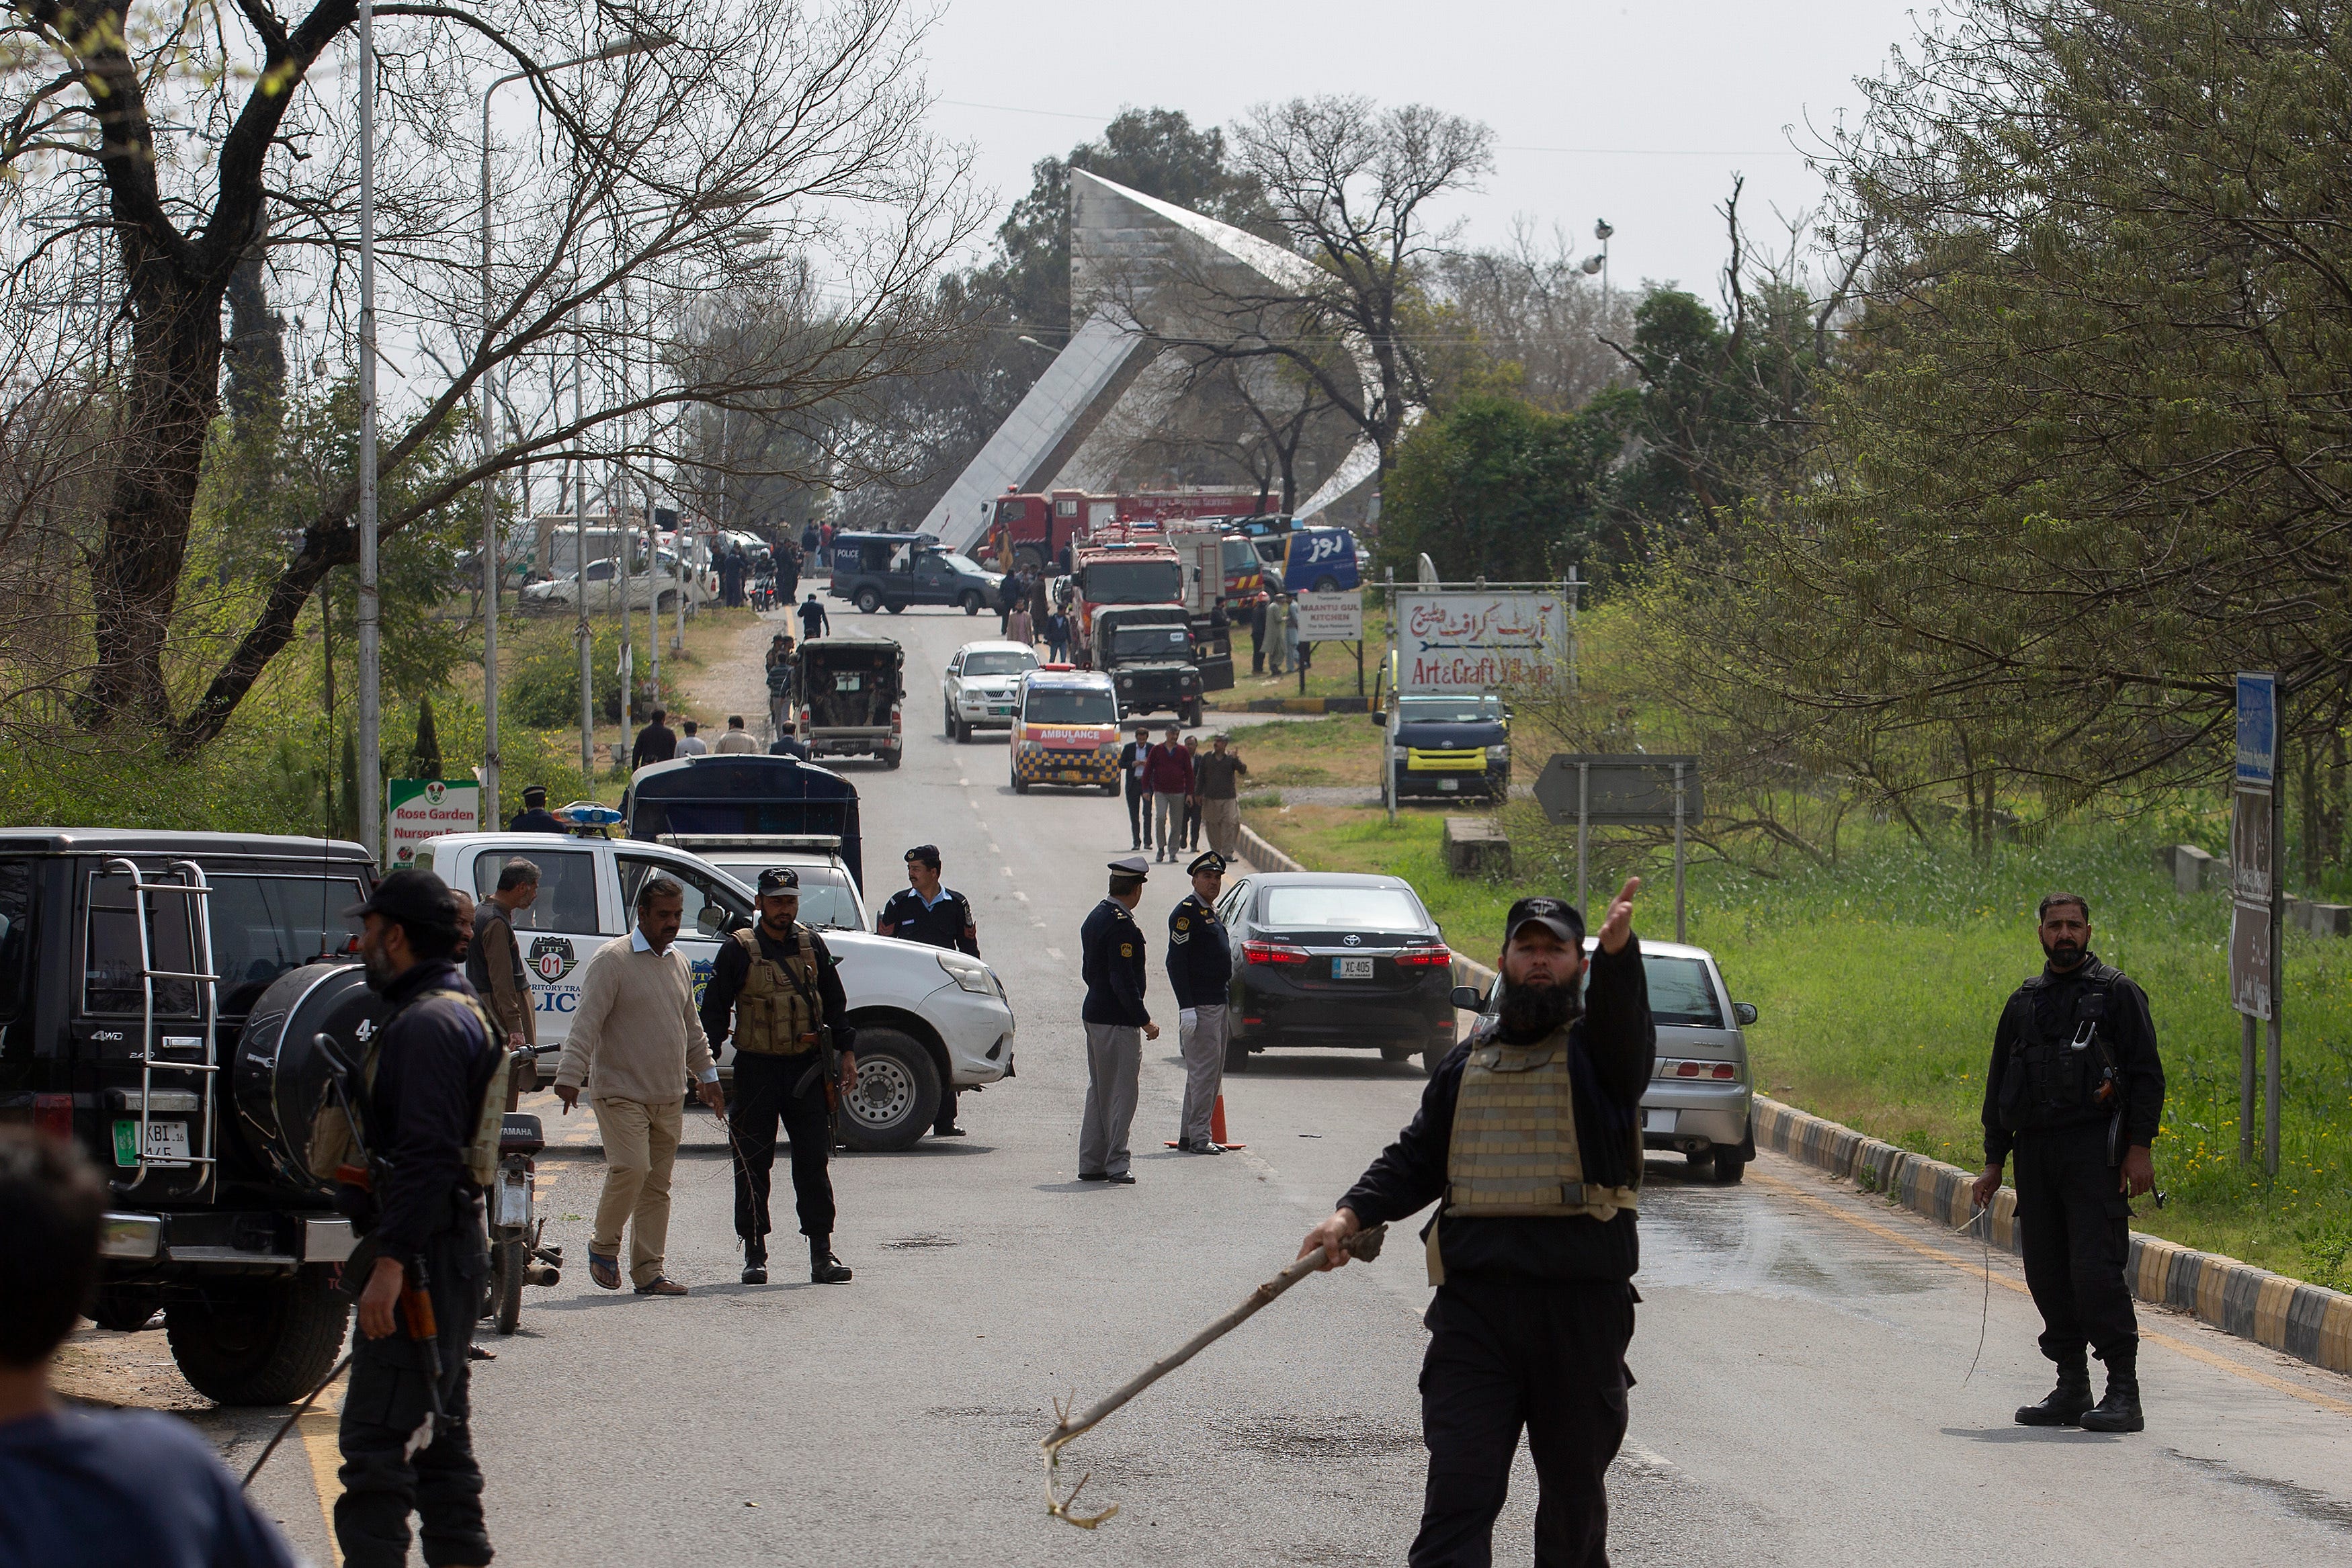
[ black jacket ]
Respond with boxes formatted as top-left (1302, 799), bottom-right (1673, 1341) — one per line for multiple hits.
top-left (1118, 740), bottom-right (1151, 795)
top-left (1340, 939), bottom-right (1655, 1283)
top-left (630, 721), bottom-right (677, 768)
top-left (698, 922), bottom-right (853, 1055)
top-left (1982, 951), bottom-right (2163, 1164)
top-left (507, 807), bottom-right (566, 834)
top-left (368, 962), bottom-right (499, 1264)
top-left (798, 601), bottom-right (830, 638)
top-left (1165, 892), bottom-right (1232, 1009)
top-left (876, 887), bottom-right (979, 956)
top-left (1080, 897), bottom-right (1151, 1027)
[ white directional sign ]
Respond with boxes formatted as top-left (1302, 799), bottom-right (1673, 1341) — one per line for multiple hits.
top-left (1293, 589), bottom-right (1362, 642)
top-left (1394, 591), bottom-right (1565, 693)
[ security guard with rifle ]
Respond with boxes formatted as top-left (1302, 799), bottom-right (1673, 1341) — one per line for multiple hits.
top-left (1972, 891), bottom-right (2165, 1433)
top-left (699, 868), bottom-right (857, 1286)
top-left (1300, 880), bottom-right (1653, 1568)
top-left (335, 869), bottom-right (507, 1568)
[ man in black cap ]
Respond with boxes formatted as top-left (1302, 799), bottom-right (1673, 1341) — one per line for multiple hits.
top-left (507, 785), bottom-right (565, 834)
top-left (699, 867), bottom-right (857, 1286)
top-left (1299, 879), bottom-right (1652, 1568)
top-left (1167, 850), bottom-right (1234, 1153)
top-left (337, 869), bottom-right (504, 1568)
top-left (876, 844), bottom-right (980, 1138)
top-left (1077, 856), bottom-right (1161, 1184)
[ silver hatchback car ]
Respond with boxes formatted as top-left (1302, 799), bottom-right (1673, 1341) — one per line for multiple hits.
top-left (1455, 937), bottom-right (1759, 1182)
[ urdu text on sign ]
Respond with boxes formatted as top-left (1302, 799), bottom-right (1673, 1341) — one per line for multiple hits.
top-left (1395, 591), bottom-right (1564, 693)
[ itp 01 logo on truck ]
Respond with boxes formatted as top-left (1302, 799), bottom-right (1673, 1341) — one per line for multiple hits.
top-left (530, 936), bottom-right (577, 983)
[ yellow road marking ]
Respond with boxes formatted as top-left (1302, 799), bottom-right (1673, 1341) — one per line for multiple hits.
top-left (298, 1367), bottom-right (349, 1547)
top-left (1747, 1166), bottom-right (2352, 1418)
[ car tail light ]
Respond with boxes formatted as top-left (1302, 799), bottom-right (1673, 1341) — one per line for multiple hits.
top-left (1243, 939), bottom-right (1308, 965)
top-left (1656, 1059), bottom-right (1742, 1081)
top-left (34, 1093), bottom-right (72, 1141)
top-left (891, 705), bottom-right (902, 733)
top-left (1394, 945), bottom-right (1452, 967)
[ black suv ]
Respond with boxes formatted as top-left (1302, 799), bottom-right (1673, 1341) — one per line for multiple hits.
top-left (0, 830), bottom-right (380, 1403)
top-left (827, 531), bottom-right (1005, 616)
top-left (1093, 604), bottom-right (1205, 725)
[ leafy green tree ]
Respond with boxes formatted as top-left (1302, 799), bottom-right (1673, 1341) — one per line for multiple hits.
top-left (1378, 390), bottom-right (1630, 582)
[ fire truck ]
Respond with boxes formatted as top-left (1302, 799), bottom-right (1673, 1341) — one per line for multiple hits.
top-left (987, 488), bottom-right (1268, 573)
top-left (1070, 529), bottom-right (1234, 695)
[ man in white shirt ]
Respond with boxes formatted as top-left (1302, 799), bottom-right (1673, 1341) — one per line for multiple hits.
top-left (675, 720), bottom-right (709, 756)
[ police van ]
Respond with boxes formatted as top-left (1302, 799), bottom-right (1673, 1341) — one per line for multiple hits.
top-left (413, 832), bottom-right (1016, 1150)
top-left (1008, 666), bottom-right (1123, 794)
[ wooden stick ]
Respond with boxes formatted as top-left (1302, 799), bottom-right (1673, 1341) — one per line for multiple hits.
top-left (1042, 1223), bottom-right (1388, 1527)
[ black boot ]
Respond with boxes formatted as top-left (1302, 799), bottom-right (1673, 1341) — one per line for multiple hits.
top-left (2013, 1352), bottom-right (2093, 1426)
top-left (2078, 1350), bottom-right (2144, 1433)
top-left (741, 1239), bottom-right (767, 1286)
top-left (810, 1238), bottom-right (852, 1284)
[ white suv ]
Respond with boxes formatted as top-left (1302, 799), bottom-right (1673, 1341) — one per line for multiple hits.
top-left (413, 833), bottom-right (1015, 1149)
top-left (941, 640), bottom-right (1040, 740)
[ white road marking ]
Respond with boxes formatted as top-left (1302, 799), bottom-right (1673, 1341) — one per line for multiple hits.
top-left (1015, 890), bottom-right (1030, 902)
top-left (1046, 947), bottom-right (1064, 960)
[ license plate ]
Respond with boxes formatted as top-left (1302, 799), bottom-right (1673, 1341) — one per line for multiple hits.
top-left (991, 706), bottom-right (1013, 715)
top-left (494, 1168), bottom-right (534, 1228)
top-left (114, 1119), bottom-right (191, 1166)
top-left (1643, 1108), bottom-right (1679, 1135)
top-left (1438, 778), bottom-right (1460, 791)
top-left (1333, 956), bottom-right (1375, 979)
top-left (1057, 771), bottom-right (1087, 781)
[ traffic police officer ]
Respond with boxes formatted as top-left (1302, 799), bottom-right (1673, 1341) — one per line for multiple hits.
top-left (1167, 850), bottom-right (1233, 1153)
top-left (1972, 891), bottom-right (2164, 1433)
top-left (1077, 856), bottom-right (1160, 1184)
top-left (700, 868), bottom-right (857, 1286)
top-left (339, 869), bottom-right (503, 1568)
top-left (1301, 879), bottom-right (1652, 1568)
top-left (876, 844), bottom-right (980, 1137)
top-left (507, 783), bottom-right (565, 834)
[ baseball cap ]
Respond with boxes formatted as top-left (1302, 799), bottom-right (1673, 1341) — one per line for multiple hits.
top-left (347, 868), bottom-right (460, 931)
top-left (757, 867), bottom-right (801, 894)
top-left (1503, 896), bottom-right (1584, 945)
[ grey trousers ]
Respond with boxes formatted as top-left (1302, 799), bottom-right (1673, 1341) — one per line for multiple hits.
top-left (1177, 1003), bottom-right (1229, 1146)
top-left (1079, 1020), bottom-right (1143, 1177)
top-left (1153, 793), bottom-right (1187, 854)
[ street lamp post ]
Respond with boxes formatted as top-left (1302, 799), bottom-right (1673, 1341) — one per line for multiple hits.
top-left (1579, 220), bottom-right (1615, 320)
top-left (478, 33), bottom-right (668, 826)
top-left (357, 0), bottom-right (381, 861)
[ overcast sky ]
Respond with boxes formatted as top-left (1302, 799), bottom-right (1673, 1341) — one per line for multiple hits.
top-left (921, 0), bottom-right (1922, 304)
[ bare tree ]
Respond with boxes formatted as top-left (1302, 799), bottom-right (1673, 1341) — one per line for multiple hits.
top-left (1436, 221), bottom-right (1636, 412)
top-left (1, 0), bottom-right (978, 749)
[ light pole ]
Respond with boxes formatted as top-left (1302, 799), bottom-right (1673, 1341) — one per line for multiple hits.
top-left (357, 0), bottom-right (381, 861)
top-left (1579, 219), bottom-right (1615, 320)
top-left (478, 33), bottom-right (668, 828)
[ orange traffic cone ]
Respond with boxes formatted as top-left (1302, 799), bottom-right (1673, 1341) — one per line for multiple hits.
top-left (1210, 1094), bottom-right (1243, 1150)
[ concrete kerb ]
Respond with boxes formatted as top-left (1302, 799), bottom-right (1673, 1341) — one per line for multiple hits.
top-left (1206, 695), bottom-right (1372, 715)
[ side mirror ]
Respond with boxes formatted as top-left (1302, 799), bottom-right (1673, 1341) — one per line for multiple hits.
top-left (1371, 710), bottom-right (1389, 727)
top-left (1733, 1002), bottom-right (1759, 1027)
top-left (1450, 986), bottom-right (1490, 1012)
top-left (696, 906), bottom-right (729, 936)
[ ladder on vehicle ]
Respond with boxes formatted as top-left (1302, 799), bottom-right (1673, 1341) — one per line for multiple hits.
top-left (101, 857), bottom-right (222, 1197)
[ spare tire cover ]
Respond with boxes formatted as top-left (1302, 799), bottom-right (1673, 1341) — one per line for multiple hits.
top-left (232, 962), bottom-right (390, 1195)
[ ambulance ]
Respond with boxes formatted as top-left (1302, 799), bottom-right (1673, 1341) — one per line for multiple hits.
top-left (1008, 666), bottom-right (1124, 794)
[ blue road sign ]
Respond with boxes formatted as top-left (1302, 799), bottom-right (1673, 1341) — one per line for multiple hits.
top-left (2236, 672), bottom-right (2276, 788)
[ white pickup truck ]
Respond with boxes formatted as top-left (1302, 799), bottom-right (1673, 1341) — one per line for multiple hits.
top-left (412, 832), bottom-right (1016, 1149)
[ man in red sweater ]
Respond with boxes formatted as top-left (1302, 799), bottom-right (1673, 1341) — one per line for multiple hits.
top-left (1143, 724), bottom-right (1195, 864)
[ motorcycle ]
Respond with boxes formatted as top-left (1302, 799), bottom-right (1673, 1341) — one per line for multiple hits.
top-left (485, 1102), bottom-right (563, 1334)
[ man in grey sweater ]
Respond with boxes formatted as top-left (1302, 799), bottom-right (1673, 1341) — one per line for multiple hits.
top-left (554, 877), bottom-right (725, 1295)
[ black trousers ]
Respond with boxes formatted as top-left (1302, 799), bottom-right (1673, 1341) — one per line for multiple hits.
top-left (1251, 634), bottom-right (1265, 674)
top-left (337, 1215), bottom-right (491, 1568)
top-left (1183, 795), bottom-right (1202, 849)
top-left (2013, 1121), bottom-right (2137, 1362)
top-left (730, 1052), bottom-right (837, 1244)
top-left (1412, 1277), bottom-right (1634, 1568)
top-left (1126, 785), bottom-right (1150, 847)
top-left (933, 1086), bottom-right (960, 1134)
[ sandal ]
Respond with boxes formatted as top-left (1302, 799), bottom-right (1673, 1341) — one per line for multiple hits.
top-left (634, 1276), bottom-right (688, 1297)
top-left (589, 1250), bottom-right (621, 1291)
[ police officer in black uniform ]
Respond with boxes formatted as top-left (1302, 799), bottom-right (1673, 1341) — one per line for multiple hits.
top-left (507, 784), bottom-right (565, 834)
top-left (337, 869), bottom-right (503, 1568)
top-left (700, 868), bottom-right (857, 1287)
top-left (1972, 891), bottom-right (2164, 1433)
top-left (876, 844), bottom-right (980, 1137)
top-left (1300, 880), bottom-right (1652, 1568)
top-left (1077, 856), bottom-right (1160, 1184)
top-left (1167, 849), bottom-right (1233, 1153)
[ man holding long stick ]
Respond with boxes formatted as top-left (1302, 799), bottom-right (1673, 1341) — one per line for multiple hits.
top-left (1300, 878), bottom-right (1654, 1568)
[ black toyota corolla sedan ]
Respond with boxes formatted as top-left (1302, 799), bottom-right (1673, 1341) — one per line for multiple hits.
top-left (1219, 871), bottom-right (1456, 1075)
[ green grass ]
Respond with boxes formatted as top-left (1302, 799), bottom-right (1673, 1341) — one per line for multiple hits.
top-left (1222, 604), bottom-right (1392, 704)
top-left (1244, 803), bottom-right (2352, 1289)
top-left (1222, 713), bottom-right (1384, 789)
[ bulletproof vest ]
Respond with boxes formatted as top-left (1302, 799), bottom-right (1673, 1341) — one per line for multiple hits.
top-left (729, 924), bottom-right (823, 1055)
top-left (1442, 1027), bottom-right (1638, 1225)
top-left (1997, 961), bottom-right (2119, 1130)
top-left (308, 986), bottom-right (508, 1190)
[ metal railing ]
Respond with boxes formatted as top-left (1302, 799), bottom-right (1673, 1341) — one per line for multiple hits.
top-left (100, 857), bottom-right (221, 1196)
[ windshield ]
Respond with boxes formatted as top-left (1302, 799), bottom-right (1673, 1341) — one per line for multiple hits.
top-left (1083, 560), bottom-right (1184, 605)
top-left (1025, 688), bottom-right (1118, 725)
top-left (1109, 626), bottom-right (1190, 661)
top-left (1399, 696), bottom-right (1505, 724)
top-left (1639, 955), bottom-right (1724, 1027)
top-left (962, 650), bottom-right (1037, 677)
top-left (1222, 539), bottom-right (1258, 570)
top-left (934, 552), bottom-right (986, 576)
top-left (702, 861), bottom-right (864, 930)
top-left (1260, 885), bottom-right (1427, 932)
